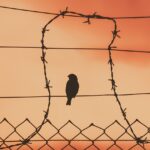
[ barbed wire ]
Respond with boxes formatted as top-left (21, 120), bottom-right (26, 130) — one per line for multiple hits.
top-left (1, 45), bottom-right (150, 54)
top-left (0, 5), bottom-right (150, 150)
top-left (38, 7), bottom-right (150, 149)
top-left (0, 5), bottom-right (150, 20)
top-left (0, 118), bottom-right (150, 150)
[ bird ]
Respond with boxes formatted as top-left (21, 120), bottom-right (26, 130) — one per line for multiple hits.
top-left (66, 74), bottom-right (79, 105)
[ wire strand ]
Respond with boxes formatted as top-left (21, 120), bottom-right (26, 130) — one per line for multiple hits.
top-left (0, 5), bottom-right (150, 20)
top-left (0, 45), bottom-right (150, 54)
top-left (0, 92), bottom-right (150, 99)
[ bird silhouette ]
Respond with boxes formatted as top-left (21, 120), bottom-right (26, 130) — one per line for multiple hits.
top-left (66, 74), bottom-right (79, 105)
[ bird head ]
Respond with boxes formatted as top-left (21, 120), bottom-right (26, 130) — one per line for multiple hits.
top-left (68, 74), bottom-right (78, 80)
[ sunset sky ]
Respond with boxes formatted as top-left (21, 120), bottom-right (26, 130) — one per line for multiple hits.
top-left (0, 0), bottom-right (150, 145)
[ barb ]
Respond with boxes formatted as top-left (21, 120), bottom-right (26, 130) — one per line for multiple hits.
top-left (1, 45), bottom-right (150, 54)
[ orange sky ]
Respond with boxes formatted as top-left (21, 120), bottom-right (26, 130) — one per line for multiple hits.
top-left (0, 0), bottom-right (150, 145)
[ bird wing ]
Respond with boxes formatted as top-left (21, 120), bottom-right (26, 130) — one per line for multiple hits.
top-left (66, 80), bottom-right (79, 98)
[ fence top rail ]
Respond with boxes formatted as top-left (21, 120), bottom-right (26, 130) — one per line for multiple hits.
top-left (0, 5), bottom-right (150, 20)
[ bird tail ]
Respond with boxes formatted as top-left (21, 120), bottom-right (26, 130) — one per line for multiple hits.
top-left (66, 97), bottom-right (72, 105)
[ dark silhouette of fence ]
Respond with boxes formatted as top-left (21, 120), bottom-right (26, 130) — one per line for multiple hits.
top-left (0, 118), bottom-right (150, 150)
top-left (0, 4), bottom-right (150, 150)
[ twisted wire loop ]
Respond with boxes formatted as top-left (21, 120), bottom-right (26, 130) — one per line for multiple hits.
top-left (0, 118), bottom-right (150, 149)
top-left (0, 6), bottom-right (150, 150)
